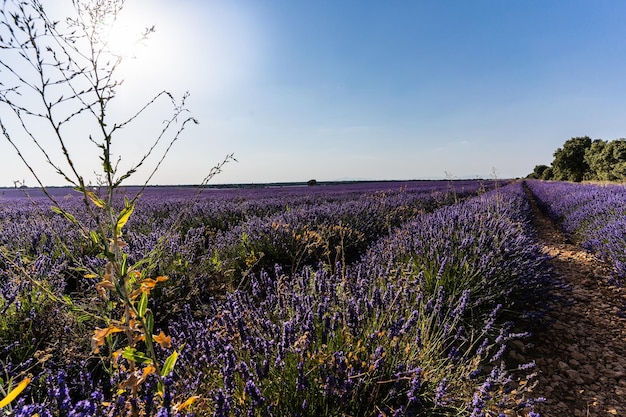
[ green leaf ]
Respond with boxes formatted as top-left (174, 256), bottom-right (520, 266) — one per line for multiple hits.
top-left (90, 230), bottom-right (100, 245)
top-left (121, 253), bottom-right (128, 277)
top-left (121, 347), bottom-right (153, 365)
top-left (77, 314), bottom-right (91, 323)
top-left (50, 206), bottom-right (78, 225)
top-left (103, 156), bottom-right (113, 173)
top-left (61, 295), bottom-right (74, 306)
top-left (160, 350), bottom-right (178, 377)
top-left (145, 310), bottom-right (154, 335)
top-left (137, 292), bottom-right (148, 318)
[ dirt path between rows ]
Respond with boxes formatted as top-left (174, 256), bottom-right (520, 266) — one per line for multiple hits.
top-left (520, 188), bottom-right (626, 416)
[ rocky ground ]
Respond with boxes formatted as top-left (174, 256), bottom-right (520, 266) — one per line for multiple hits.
top-left (517, 191), bottom-right (626, 416)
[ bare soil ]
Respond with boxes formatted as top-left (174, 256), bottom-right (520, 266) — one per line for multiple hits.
top-left (520, 189), bottom-right (626, 416)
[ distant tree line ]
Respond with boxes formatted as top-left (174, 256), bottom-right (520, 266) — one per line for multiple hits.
top-left (528, 136), bottom-right (626, 182)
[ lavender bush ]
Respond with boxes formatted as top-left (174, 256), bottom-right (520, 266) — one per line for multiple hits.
top-left (525, 179), bottom-right (626, 285)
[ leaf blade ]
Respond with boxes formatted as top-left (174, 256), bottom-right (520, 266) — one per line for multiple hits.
top-left (0, 377), bottom-right (31, 408)
top-left (160, 350), bottom-right (178, 377)
top-left (116, 203), bottom-right (134, 236)
top-left (121, 347), bottom-right (154, 365)
top-left (137, 291), bottom-right (148, 318)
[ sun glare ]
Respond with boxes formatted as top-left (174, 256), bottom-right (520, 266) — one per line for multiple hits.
top-left (104, 20), bottom-right (150, 60)
top-left (101, 3), bottom-right (156, 72)
top-left (103, 1), bottom-right (267, 99)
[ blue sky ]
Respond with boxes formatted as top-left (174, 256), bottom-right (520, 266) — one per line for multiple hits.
top-left (3, 0), bottom-right (626, 186)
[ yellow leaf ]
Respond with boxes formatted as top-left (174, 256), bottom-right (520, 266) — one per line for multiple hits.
top-left (143, 364), bottom-right (156, 376)
top-left (129, 288), bottom-right (142, 300)
top-left (116, 204), bottom-right (134, 236)
top-left (174, 396), bottom-right (200, 412)
top-left (91, 326), bottom-right (124, 354)
top-left (0, 377), bottom-right (31, 408)
top-left (139, 279), bottom-right (158, 294)
top-left (139, 276), bottom-right (168, 294)
top-left (97, 279), bottom-right (115, 290)
top-left (96, 273), bottom-right (115, 297)
top-left (138, 365), bottom-right (157, 384)
top-left (153, 331), bottom-right (171, 349)
top-left (86, 191), bottom-right (106, 208)
top-left (84, 273), bottom-right (98, 279)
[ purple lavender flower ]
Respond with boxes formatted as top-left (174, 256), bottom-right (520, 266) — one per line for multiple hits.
top-left (434, 378), bottom-right (448, 406)
top-left (244, 379), bottom-right (265, 408)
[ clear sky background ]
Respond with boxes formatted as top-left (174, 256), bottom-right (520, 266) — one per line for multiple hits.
top-left (3, 0), bottom-right (626, 186)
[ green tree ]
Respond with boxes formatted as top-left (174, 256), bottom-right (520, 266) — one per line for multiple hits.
top-left (528, 164), bottom-right (550, 179)
top-left (551, 136), bottom-right (592, 182)
top-left (605, 139), bottom-right (626, 181)
top-left (541, 167), bottom-right (553, 180)
top-left (584, 139), bottom-right (608, 181)
top-left (584, 139), bottom-right (626, 181)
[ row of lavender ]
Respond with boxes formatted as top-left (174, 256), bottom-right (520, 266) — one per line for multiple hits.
top-left (0, 181), bottom-right (490, 315)
top-left (0, 180), bottom-right (554, 416)
top-left (0, 180), bottom-right (489, 312)
top-left (525, 179), bottom-right (626, 285)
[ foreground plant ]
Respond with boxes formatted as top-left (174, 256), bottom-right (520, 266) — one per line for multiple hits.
top-left (0, 0), bottom-right (220, 413)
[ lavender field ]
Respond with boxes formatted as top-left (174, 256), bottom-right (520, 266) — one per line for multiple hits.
top-left (525, 180), bottom-right (626, 286)
top-left (0, 180), bottom-right (565, 416)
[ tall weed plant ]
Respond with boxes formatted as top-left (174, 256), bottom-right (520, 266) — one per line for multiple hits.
top-left (0, 0), bottom-right (229, 413)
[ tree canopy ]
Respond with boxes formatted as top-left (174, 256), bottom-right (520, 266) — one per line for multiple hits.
top-left (528, 136), bottom-right (626, 182)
